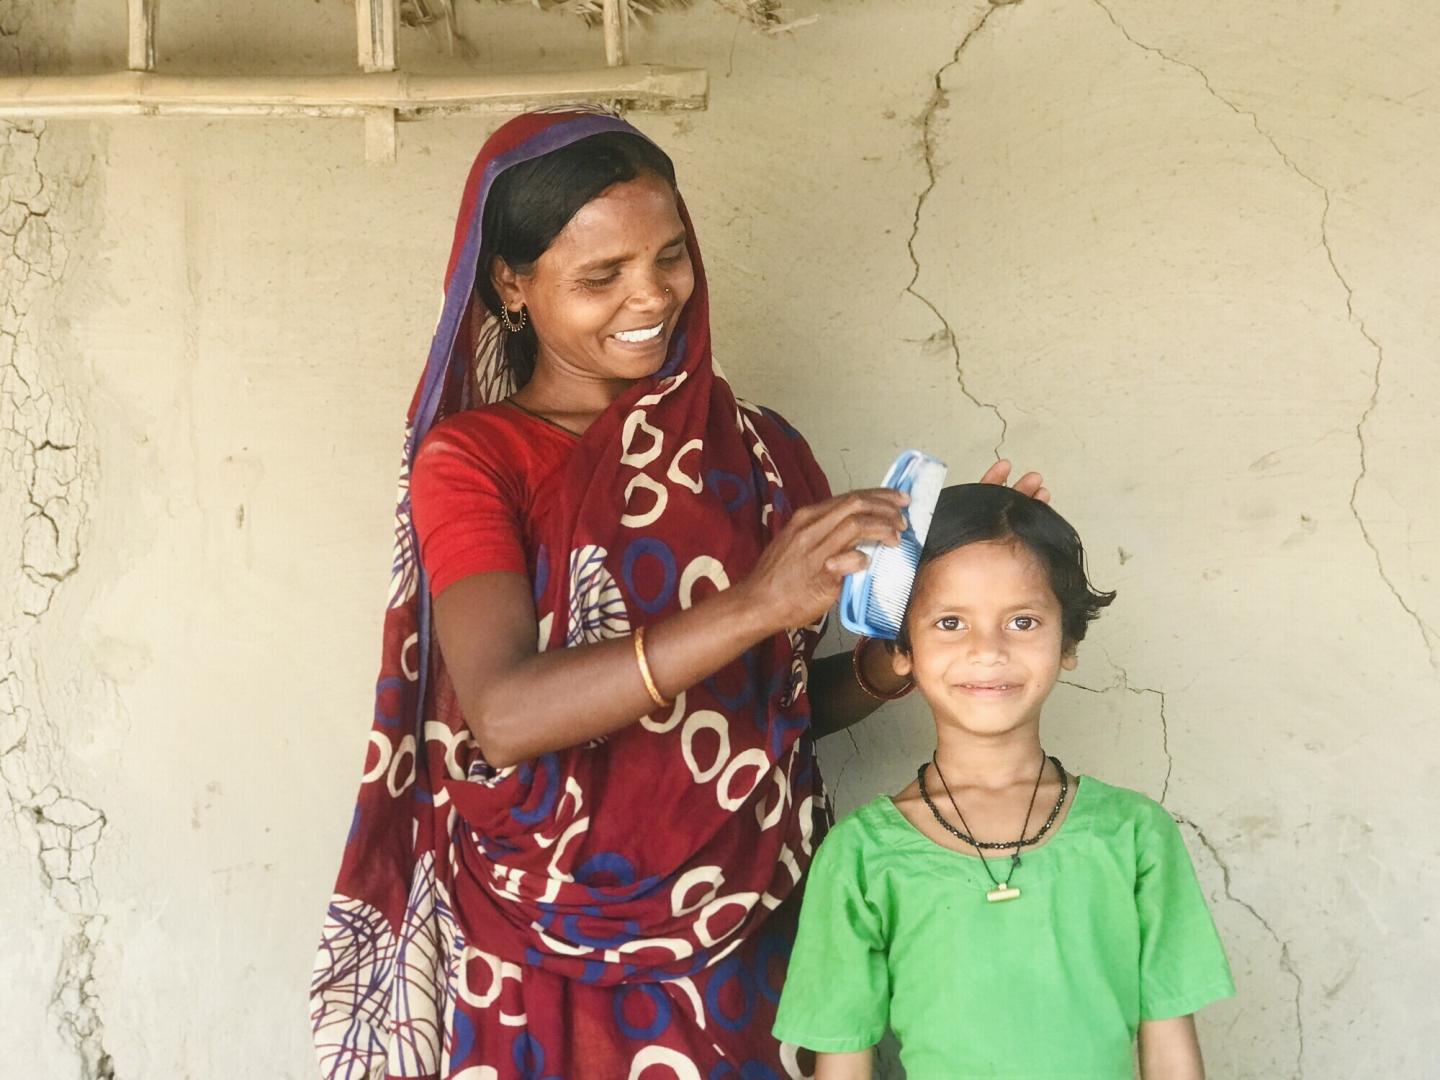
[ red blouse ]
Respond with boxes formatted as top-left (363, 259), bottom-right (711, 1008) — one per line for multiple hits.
top-left (410, 402), bottom-right (576, 596)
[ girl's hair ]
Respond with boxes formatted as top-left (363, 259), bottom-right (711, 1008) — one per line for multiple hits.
top-left (475, 131), bottom-right (680, 386)
top-left (898, 484), bottom-right (1116, 651)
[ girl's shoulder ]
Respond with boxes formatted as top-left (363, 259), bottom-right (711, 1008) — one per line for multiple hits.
top-left (1072, 775), bottom-right (1182, 840)
top-left (817, 795), bottom-right (917, 861)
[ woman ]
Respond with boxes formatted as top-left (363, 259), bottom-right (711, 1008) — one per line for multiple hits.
top-left (311, 109), bottom-right (1043, 1079)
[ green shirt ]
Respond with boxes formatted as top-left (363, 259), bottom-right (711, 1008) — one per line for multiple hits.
top-left (773, 777), bottom-right (1235, 1078)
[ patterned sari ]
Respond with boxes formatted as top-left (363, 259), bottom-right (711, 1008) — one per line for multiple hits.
top-left (311, 110), bottom-right (831, 1079)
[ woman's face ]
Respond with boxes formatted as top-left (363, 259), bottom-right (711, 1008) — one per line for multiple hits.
top-left (495, 171), bottom-right (695, 390)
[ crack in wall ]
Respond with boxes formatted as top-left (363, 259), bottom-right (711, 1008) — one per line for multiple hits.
top-left (1178, 814), bottom-right (1306, 1079)
top-left (1068, 657), bottom-right (1301, 1072)
top-left (905, 1), bottom-right (1020, 460)
top-left (51, 917), bottom-right (115, 1080)
top-left (1, 116), bottom-right (114, 1080)
top-left (1061, 668), bottom-right (1172, 803)
top-left (3, 123), bottom-right (86, 620)
top-left (1091, 0), bottom-right (1437, 671)
top-left (826, 722), bottom-right (864, 816)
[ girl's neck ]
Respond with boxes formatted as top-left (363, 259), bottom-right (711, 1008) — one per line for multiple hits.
top-left (932, 725), bottom-right (1046, 792)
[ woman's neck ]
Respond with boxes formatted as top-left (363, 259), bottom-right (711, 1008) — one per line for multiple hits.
top-left (513, 355), bottom-right (638, 428)
top-left (932, 725), bottom-right (1046, 792)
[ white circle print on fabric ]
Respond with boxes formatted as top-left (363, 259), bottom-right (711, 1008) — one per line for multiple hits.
top-left (627, 1045), bottom-right (703, 1080)
top-left (566, 544), bottom-right (633, 645)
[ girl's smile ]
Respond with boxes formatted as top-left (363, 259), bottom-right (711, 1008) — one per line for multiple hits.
top-left (894, 539), bottom-right (1076, 739)
top-left (954, 680), bottom-right (1023, 696)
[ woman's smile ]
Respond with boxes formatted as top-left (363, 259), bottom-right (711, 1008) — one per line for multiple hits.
top-left (611, 320), bottom-right (666, 344)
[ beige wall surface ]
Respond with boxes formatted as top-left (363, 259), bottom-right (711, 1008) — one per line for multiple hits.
top-left (3, 1), bottom-right (1437, 1076)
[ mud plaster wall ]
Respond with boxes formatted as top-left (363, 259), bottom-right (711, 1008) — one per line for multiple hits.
top-left (2, 0), bottom-right (1437, 1076)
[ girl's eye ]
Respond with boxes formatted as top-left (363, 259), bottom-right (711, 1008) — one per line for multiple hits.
top-left (580, 275), bottom-right (617, 290)
top-left (1008, 615), bottom-right (1039, 631)
top-left (936, 616), bottom-right (963, 632)
top-left (658, 248), bottom-right (687, 266)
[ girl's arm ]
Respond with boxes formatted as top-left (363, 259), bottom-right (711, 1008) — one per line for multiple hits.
top-left (1138, 1015), bottom-right (1205, 1080)
top-left (815, 1050), bottom-right (873, 1080)
top-left (435, 490), bottom-right (906, 768)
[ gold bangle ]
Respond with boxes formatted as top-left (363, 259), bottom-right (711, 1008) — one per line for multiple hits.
top-left (852, 636), bottom-right (914, 701)
top-left (633, 626), bottom-right (671, 709)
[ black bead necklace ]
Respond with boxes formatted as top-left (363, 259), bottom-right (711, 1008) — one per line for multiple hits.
top-left (918, 753), bottom-right (1068, 903)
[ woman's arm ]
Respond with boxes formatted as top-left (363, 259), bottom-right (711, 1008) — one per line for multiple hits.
top-left (806, 639), bottom-right (908, 739)
top-left (435, 490), bottom-right (907, 768)
top-left (815, 1050), bottom-right (872, 1080)
top-left (1138, 1015), bottom-right (1204, 1080)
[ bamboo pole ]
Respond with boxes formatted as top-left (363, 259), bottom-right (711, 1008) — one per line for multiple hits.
top-left (0, 68), bottom-right (708, 120)
top-left (127, 0), bottom-right (156, 73)
top-left (602, 0), bottom-right (630, 68)
top-left (356, 0), bottom-right (399, 73)
top-left (356, 0), bottom-right (399, 158)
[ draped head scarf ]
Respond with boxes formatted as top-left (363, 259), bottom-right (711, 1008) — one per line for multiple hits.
top-left (312, 110), bottom-right (831, 1079)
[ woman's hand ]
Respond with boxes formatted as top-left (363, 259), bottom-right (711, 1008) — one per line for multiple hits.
top-left (738, 489), bottom-right (909, 635)
top-left (979, 458), bottom-right (1050, 503)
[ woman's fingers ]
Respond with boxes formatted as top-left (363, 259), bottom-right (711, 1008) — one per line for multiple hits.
top-left (815, 511), bottom-right (903, 560)
top-left (824, 549), bottom-right (870, 577)
top-left (978, 459), bottom-right (1012, 486)
top-left (799, 490), bottom-right (907, 544)
top-left (747, 488), bottom-right (915, 629)
top-left (978, 460), bottom-right (1049, 502)
top-left (1011, 470), bottom-right (1046, 499)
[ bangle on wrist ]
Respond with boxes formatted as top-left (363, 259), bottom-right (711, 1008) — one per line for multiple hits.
top-left (633, 626), bottom-right (671, 709)
top-left (852, 636), bottom-right (913, 701)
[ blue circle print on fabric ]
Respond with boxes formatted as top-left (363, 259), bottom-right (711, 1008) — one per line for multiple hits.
top-left (613, 983), bottom-right (673, 1041)
top-left (621, 537), bottom-right (679, 615)
top-left (706, 469), bottom-right (752, 513)
top-left (704, 954), bottom-right (757, 1032)
top-left (508, 754), bottom-right (560, 826)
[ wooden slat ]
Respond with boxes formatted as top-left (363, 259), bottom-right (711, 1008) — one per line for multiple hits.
top-left (356, 0), bottom-right (399, 73)
top-left (365, 108), bottom-right (398, 163)
top-left (0, 67), bottom-right (709, 119)
top-left (127, 0), bottom-right (156, 73)
top-left (602, 0), bottom-right (630, 68)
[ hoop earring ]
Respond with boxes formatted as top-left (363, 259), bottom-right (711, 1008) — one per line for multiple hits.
top-left (500, 305), bottom-right (527, 333)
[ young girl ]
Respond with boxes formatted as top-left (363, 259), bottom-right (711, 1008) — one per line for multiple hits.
top-left (774, 484), bottom-right (1234, 1078)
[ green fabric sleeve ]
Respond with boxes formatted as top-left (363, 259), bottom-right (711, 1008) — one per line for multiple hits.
top-left (772, 816), bottom-right (890, 1052)
top-left (1135, 803), bottom-right (1237, 1020)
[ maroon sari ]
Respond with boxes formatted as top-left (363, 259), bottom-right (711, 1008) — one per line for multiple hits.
top-left (312, 110), bottom-right (830, 1079)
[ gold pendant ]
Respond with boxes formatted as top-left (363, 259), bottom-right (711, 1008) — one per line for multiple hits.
top-left (986, 883), bottom-right (1021, 903)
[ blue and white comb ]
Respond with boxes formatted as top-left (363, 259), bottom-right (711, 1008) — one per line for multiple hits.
top-left (839, 449), bottom-right (948, 640)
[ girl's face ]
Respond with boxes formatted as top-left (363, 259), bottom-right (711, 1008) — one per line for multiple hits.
top-left (494, 171), bottom-right (696, 389)
top-left (893, 539), bottom-right (1076, 740)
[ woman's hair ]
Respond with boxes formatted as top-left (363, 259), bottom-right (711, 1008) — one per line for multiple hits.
top-left (475, 131), bottom-right (680, 386)
top-left (898, 483), bottom-right (1116, 651)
